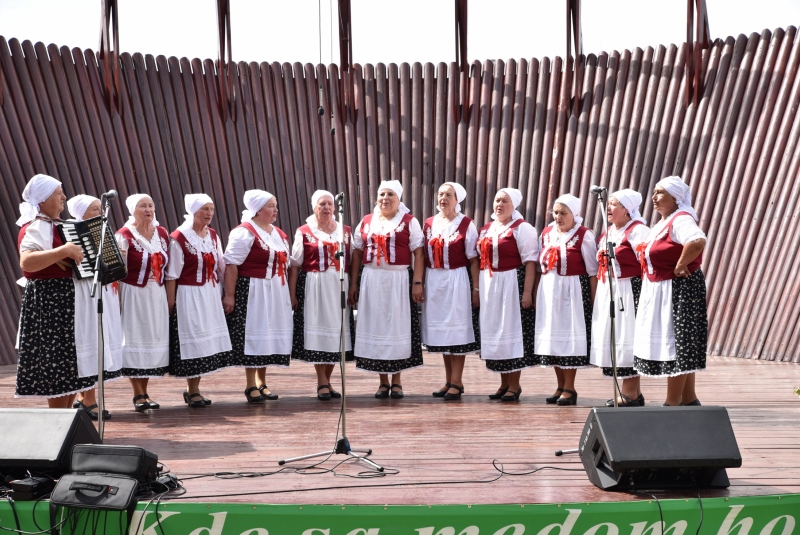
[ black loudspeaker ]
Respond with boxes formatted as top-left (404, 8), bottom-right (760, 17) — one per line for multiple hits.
top-left (0, 409), bottom-right (101, 478)
top-left (579, 406), bottom-right (742, 490)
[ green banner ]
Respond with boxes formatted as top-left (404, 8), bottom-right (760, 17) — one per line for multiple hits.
top-left (1, 494), bottom-right (796, 535)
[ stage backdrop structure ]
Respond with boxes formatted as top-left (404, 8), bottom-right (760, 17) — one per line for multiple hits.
top-left (1, 26), bottom-right (799, 365)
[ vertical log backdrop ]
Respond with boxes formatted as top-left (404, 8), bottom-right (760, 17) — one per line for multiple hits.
top-left (0, 27), bottom-right (798, 365)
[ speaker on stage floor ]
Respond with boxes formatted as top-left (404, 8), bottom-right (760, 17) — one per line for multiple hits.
top-left (579, 406), bottom-right (742, 490)
top-left (0, 409), bottom-right (101, 478)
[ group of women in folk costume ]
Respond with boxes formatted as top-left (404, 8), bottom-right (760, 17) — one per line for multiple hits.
top-left (14, 172), bottom-right (708, 413)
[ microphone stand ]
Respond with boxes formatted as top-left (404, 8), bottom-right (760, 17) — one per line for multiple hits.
top-left (278, 193), bottom-right (383, 472)
top-left (89, 195), bottom-right (113, 440)
top-left (594, 188), bottom-right (622, 409)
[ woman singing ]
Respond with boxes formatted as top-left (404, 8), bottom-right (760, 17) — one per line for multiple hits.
top-left (223, 190), bottom-right (292, 403)
top-left (166, 194), bottom-right (232, 408)
top-left (348, 180), bottom-right (425, 399)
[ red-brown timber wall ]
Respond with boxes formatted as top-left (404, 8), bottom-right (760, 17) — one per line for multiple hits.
top-left (1, 27), bottom-right (799, 365)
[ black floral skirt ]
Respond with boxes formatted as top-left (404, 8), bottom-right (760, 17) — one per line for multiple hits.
top-left (226, 276), bottom-right (291, 368)
top-left (539, 274), bottom-right (593, 369)
top-left (634, 269), bottom-right (707, 377)
top-left (603, 275), bottom-right (642, 378)
top-left (168, 304), bottom-right (230, 379)
top-left (291, 270), bottom-right (355, 364)
top-left (424, 270), bottom-right (481, 356)
top-left (485, 266), bottom-right (539, 373)
top-left (15, 278), bottom-right (101, 397)
top-left (355, 267), bottom-right (424, 374)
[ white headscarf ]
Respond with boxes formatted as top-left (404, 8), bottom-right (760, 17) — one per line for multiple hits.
top-left (439, 182), bottom-right (467, 214)
top-left (17, 174), bottom-right (61, 226)
top-left (242, 189), bottom-right (274, 223)
top-left (125, 193), bottom-right (160, 227)
top-left (310, 190), bottom-right (336, 222)
top-left (67, 194), bottom-right (100, 222)
top-left (375, 180), bottom-right (410, 215)
top-left (610, 189), bottom-right (647, 225)
top-left (656, 176), bottom-right (698, 221)
top-left (553, 193), bottom-right (583, 226)
top-left (181, 193), bottom-right (214, 227)
top-left (493, 187), bottom-right (524, 222)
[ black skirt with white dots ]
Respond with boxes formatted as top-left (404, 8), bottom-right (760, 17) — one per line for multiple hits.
top-left (485, 266), bottom-right (540, 373)
top-left (538, 274), bottom-right (593, 369)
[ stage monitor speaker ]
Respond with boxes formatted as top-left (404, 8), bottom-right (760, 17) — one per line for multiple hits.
top-left (579, 406), bottom-right (742, 490)
top-left (0, 409), bottom-right (101, 478)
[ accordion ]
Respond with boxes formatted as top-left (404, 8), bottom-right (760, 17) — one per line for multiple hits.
top-left (55, 216), bottom-right (127, 285)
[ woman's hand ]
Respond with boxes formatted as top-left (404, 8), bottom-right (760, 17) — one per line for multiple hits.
top-left (674, 263), bottom-right (691, 278)
top-left (61, 243), bottom-right (84, 263)
top-left (412, 282), bottom-right (424, 303)
top-left (291, 294), bottom-right (298, 311)
top-left (222, 293), bottom-right (235, 315)
top-left (521, 291), bottom-right (533, 309)
top-left (471, 289), bottom-right (480, 308)
top-left (347, 285), bottom-right (359, 307)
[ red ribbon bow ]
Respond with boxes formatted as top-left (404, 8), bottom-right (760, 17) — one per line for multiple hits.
top-left (325, 241), bottom-right (340, 271)
top-left (274, 251), bottom-right (288, 285)
top-left (479, 237), bottom-right (493, 276)
top-left (151, 252), bottom-right (165, 283)
top-left (635, 242), bottom-right (648, 277)
top-left (542, 247), bottom-right (559, 273)
top-left (429, 236), bottom-right (445, 269)
top-left (372, 234), bottom-right (389, 266)
top-left (111, 281), bottom-right (119, 295)
top-left (597, 251), bottom-right (608, 283)
top-left (202, 252), bottom-right (217, 286)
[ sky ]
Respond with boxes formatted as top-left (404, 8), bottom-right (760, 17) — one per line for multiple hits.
top-left (0, 0), bottom-right (798, 67)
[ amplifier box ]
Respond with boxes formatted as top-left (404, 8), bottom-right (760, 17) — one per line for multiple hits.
top-left (71, 445), bottom-right (158, 483)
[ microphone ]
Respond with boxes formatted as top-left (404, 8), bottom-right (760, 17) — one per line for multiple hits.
top-left (589, 185), bottom-right (607, 194)
top-left (334, 192), bottom-right (345, 203)
top-left (101, 190), bottom-right (118, 200)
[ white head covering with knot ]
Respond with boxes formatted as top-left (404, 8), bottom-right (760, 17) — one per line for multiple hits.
top-left (553, 193), bottom-right (583, 226)
top-left (242, 189), bottom-right (274, 223)
top-left (125, 193), bottom-right (160, 227)
top-left (610, 189), bottom-right (647, 225)
top-left (180, 193), bottom-right (214, 228)
top-left (17, 174), bottom-right (61, 226)
top-left (656, 176), bottom-right (698, 221)
top-left (493, 187), bottom-right (524, 222)
top-left (67, 195), bottom-right (99, 222)
top-left (310, 190), bottom-right (336, 222)
top-left (439, 182), bottom-right (467, 214)
top-left (376, 180), bottom-right (410, 214)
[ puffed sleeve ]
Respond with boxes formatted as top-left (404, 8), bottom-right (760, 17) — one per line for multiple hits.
top-left (464, 221), bottom-right (479, 259)
top-left (408, 217), bottom-right (424, 251)
top-left (223, 227), bottom-right (255, 266)
top-left (19, 220), bottom-right (52, 253)
top-left (352, 219), bottom-right (365, 251)
top-left (290, 228), bottom-right (305, 267)
top-left (582, 229), bottom-right (599, 276)
top-left (115, 232), bottom-right (129, 266)
top-left (215, 234), bottom-right (226, 278)
top-left (626, 224), bottom-right (650, 250)
top-left (165, 237), bottom-right (184, 280)
top-left (671, 215), bottom-right (707, 245)
top-left (514, 222), bottom-right (540, 263)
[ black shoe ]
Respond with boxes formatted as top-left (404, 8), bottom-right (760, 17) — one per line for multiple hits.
top-left (184, 392), bottom-right (206, 408)
top-left (72, 400), bottom-right (82, 409)
top-left (144, 393), bottom-right (160, 409)
top-left (245, 386), bottom-right (266, 403)
top-left (390, 384), bottom-right (404, 399)
top-left (182, 390), bottom-right (212, 406)
top-left (545, 388), bottom-right (564, 404)
top-left (133, 394), bottom-right (150, 412)
top-left (488, 387), bottom-right (509, 400)
top-left (375, 383), bottom-right (390, 399)
top-left (638, 393), bottom-right (645, 406)
top-left (258, 385), bottom-right (279, 400)
top-left (317, 384), bottom-right (332, 401)
top-left (327, 385), bottom-right (342, 399)
top-left (433, 383), bottom-right (451, 398)
top-left (556, 389), bottom-right (578, 406)
top-left (605, 393), bottom-right (641, 407)
top-left (681, 398), bottom-right (702, 406)
top-left (77, 400), bottom-right (111, 420)
top-left (443, 384), bottom-right (464, 401)
top-left (500, 387), bottom-right (522, 402)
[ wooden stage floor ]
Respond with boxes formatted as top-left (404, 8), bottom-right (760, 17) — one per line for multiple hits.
top-left (2, 356), bottom-right (799, 505)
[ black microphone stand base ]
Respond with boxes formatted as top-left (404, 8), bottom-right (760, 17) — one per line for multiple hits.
top-left (278, 437), bottom-right (383, 471)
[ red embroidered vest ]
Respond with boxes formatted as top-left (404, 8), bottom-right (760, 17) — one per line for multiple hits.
top-left (170, 228), bottom-right (220, 286)
top-left (19, 220), bottom-right (72, 280)
top-left (477, 219), bottom-right (525, 274)
top-left (237, 223), bottom-right (290, 283)
top-left (597, 221), bottom-right (644, 281)
top-left (360, 213), bottom-right (414, 266)
top-left (117, 226), bottom-right (169, 287)
top-left (638, 211), bottom-right (702, 282)
top-left (540, 225), bottom-right (589, 276)
top-left (298, 224), bottom-right (351, 273)
top-left (423, 215), bottom-right (473, 269)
